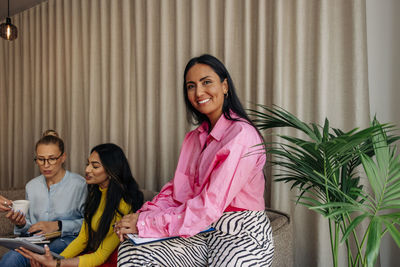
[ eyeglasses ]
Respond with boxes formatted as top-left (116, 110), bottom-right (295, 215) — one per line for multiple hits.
top-left (34, 153), bottom-right (63, 166)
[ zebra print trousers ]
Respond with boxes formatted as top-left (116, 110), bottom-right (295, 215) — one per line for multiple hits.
top-left (118, 210), bottom-right (274, 266)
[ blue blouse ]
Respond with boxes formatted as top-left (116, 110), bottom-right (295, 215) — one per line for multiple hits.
top-left (14, 170), bottom-right (88, 237)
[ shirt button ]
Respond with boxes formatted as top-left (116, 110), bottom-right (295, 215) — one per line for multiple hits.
top-left (178, 215), bottom-right (182, 219)
top-left (141, 222), bottom-right (145, 226)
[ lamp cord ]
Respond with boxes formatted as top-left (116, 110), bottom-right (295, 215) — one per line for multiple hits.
top-left (7, 0), bottom-right (10, 17)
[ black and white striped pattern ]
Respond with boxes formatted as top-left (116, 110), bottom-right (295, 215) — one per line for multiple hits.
top-left (208, 210), bottom-right (274, 266)
top-left (118, 210), bottom-right (274, 267)
top-left (118, 233), bottom-right (208, 266)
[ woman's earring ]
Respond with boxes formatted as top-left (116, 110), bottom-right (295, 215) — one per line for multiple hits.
top-left (224, 91), bottom-right (228, 98)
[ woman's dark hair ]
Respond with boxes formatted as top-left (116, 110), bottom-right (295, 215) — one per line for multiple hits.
top-left (35, 129), bottom-right (64, 154)
top-left (84, 143), bottom-right (144, 252)
top-left (183, 54), bottom-right (261, 135)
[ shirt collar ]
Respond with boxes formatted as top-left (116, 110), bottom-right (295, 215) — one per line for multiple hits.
top-left (99, 186), bottom-right (108, 194)
top-left (197, 113), bottom-right (236, 142)
top-left (40, 170), bottom-right (69, 187)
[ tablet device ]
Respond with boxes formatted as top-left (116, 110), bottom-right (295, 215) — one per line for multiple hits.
top-left (0, 238), bottom-right (64, 259)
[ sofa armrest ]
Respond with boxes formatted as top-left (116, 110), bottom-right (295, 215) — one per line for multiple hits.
top-left (266, 208), bottom-right (293, 267)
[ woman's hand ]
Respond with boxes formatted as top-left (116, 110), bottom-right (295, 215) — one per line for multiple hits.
top-left (114, 213), bottom-right (140, 241)
top-left (28, 221), bottom-right (59, 235)
top-left (5, 210), bottom-right (26, 227)
top-left (0, 195), bottom-right (12, 212)
top-left (16, 244), bottom-right (56, 267)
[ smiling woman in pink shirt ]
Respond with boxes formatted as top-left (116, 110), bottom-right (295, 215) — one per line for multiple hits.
top-left (116, 54), bottom-right (274, 267)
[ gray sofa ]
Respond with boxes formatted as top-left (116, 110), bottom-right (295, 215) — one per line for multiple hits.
top-left (0, 188), bottom-right (293, 266)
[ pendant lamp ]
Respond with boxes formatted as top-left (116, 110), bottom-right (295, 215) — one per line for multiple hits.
top-left (0, 0), bottom-right (18, 41)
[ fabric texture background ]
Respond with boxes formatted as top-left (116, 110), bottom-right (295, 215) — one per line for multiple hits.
top-left (1, 0), bottom-right (391, 266)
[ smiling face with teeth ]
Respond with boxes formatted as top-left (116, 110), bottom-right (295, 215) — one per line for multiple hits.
top-left (185, 63), bottom-right (228, 129)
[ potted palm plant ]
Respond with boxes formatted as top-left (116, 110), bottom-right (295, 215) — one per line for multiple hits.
top-left (249, 105), bottom-right (400, 267)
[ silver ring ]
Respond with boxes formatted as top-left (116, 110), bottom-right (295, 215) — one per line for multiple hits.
top-left (3, 201), bottom-right (6, 205)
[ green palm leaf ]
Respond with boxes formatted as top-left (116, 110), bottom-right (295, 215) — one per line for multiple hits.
top-left (341, 214), bottom-right (369, 242)
top-left (249, 105), bottom-right (400, 267)
top-left (385, 222), bottom-right (400, 247)
top-left (365, 217), bottom-right (381, 267)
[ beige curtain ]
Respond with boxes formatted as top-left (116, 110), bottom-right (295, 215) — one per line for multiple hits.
top-left (269, 1), bottom-right (371, 266)
top-left (1, 0), bottom-right (393, 266)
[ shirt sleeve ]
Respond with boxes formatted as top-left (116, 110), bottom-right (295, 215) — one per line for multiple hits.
top-left (61, 184), bottom-right (87, 237)
top-left (60, 222), bottom-right (88, 259)
top-left (138, 180), bottom-right (179, 213)
top-left (70, 201), bottom-right (131, 267)
top-left (137, 140), bottom-right (265, 238)
top-left (138, 131), bottom-right (199, 214)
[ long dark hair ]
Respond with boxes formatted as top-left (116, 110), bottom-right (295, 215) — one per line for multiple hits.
top-left (84, 143), bottom-right (143, 252)
top-left (183, 54), bottom-right (258, 132)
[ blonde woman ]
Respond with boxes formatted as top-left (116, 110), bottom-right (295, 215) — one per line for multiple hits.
top-left (0, 130), bottom-right (87, 267)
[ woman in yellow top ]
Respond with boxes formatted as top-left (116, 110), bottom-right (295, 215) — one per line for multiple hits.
top-left (18, 143), bottom-right (144, 267)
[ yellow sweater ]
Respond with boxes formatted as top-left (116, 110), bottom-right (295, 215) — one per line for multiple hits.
top-left (60, 187), bottom-right (131, 267)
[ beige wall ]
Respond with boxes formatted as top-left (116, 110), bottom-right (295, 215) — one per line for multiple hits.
top-left (366, 0), bottom-right (400, 266)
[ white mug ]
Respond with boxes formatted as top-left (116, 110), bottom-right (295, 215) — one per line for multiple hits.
top-left (12, 200), bottom-right (30, 215)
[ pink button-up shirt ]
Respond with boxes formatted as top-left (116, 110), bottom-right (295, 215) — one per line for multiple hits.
top-left (137, 113), bottom-right (266, 238)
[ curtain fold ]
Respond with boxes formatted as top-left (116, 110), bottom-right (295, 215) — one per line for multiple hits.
top-left (1, 0), bottom-right (389, 266)
top-left (269, 1), bottom-right (370, 266)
